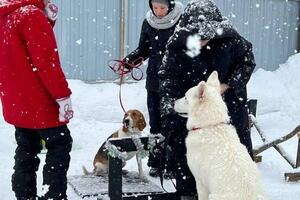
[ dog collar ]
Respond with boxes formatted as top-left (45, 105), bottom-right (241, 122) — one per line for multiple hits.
top-left (191, 127), bottom-right (201, 131)
top-left (190, 122), bottom-right (229, 132)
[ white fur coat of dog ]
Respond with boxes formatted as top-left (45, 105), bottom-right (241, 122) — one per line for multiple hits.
top-left (174, 71), bottom-right (267, 200)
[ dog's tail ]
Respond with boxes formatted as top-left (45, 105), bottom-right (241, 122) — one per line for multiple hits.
top-left (82, 165), bottom-right (93, 175)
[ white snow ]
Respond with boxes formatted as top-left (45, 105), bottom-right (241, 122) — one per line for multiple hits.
top-left (186, 34), bottom-right (202, 57)
top-left (1, 53), bottom-right (300, 199)
top-left (76, 39), bottom-right (82, 45)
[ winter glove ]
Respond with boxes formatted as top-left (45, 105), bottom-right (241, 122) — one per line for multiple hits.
top-left (44, 1), bottom-right (58, 21)
top-left (56, 97), bottom-right (74, 122)
top-left (161, 114), bottom-right (187, 141)
top-left (160, 114), bottom-right (187, 174)
top-left (122, 58), bottom-right (133, 70)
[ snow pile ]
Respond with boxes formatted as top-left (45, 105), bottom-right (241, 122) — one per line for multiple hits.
top-left (1, 53), bottom-right (300, 199)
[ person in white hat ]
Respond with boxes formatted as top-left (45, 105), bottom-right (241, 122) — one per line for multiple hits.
top-left (123, 0), bottom-right (184, 178)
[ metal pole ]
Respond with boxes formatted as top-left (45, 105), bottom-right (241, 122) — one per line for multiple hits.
top-left (297, 0), bottom-right (300, 52)
top-left (120, 0), bottom-right (129, 59)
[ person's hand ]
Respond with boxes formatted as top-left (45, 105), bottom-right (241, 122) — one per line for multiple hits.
top-left (123, 63), bottom-right (132, 70)
top-left (44, 2), bottom-right (58, 21)
top-left (56, 97), bottom-right (74, 122)
top-left (122, 58), bottom-right (132, 70)
top-left (220, 83), bottom-right (230, 95)
top-left (161, 114), bottom-right (186, 138)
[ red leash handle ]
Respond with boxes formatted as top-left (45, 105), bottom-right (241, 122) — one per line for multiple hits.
top-left (108, 57), bottom-right (144, 81)
top-left (108, 57), bottom-right (144, 113)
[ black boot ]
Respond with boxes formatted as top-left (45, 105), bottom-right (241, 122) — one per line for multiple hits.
top-left (39, 125), bottom-right (72, 200)
top-left (12, 128), bottom-right (42, 199)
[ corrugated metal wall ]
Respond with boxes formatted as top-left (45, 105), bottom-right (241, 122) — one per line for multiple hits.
top-left (53, 0), bottom-right (300, 81)
top-left (53, 0), bottom-right (121, 81)
top-left (213, 0), bottom-right (300, 71)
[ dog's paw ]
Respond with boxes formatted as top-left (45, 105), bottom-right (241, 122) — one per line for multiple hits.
top-left (94, 171), bottom-right (107, 177)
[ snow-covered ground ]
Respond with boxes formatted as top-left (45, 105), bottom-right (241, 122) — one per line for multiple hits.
top-left (1, 54), bottom-right (300, 199)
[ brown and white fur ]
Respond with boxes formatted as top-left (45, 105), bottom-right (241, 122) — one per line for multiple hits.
top-left (83, 109), bottom-right (147, 180)
top-left (174, 71), bottom-right (267, 200)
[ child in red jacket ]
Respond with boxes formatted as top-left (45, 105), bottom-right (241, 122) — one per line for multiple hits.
top-left (0, 0), bottom-right (73, 199)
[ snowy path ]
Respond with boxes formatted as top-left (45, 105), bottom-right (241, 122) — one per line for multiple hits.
top-left (2, 54), bottom-right (300, 199)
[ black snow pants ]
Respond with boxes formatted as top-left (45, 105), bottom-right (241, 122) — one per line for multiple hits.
top-left (12, 125), bottom-right (72, 200)
top-left (147, 90), bottom-right (162, 168)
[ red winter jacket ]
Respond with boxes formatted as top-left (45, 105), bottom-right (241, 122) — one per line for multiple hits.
top-left (0, 0), bottom-right (72, 129)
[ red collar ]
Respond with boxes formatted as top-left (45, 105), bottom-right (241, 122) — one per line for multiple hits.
top-left (190, 122), bottom-right (229, 132)
top-left (191, 127), bottom-right (201, 131)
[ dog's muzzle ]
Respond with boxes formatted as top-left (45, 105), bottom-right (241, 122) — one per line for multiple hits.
top-left (124, 119), bottom-right (130, 127)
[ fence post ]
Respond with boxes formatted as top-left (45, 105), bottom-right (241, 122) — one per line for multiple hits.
top-left (296, 136), bottom-right (300, 168)
top-left (108, 156), bottom-right (123, 200)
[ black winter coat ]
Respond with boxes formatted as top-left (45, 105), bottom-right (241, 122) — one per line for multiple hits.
top-left (158, 29), bottom-right (256, 179)
top-left (159, 29), bottom-right (256, 119)
top-left (157, 1), bottom-right (256, 193)
top-left (125, 19), bottom-right (177, 92)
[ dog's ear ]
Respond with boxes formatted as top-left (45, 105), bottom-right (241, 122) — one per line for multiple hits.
top-left (207, 71), bottom-right (220, 89)
top-left (197, 81), bottom-right (206, 100)
top-left (137, 113), bottom-right (146, 131)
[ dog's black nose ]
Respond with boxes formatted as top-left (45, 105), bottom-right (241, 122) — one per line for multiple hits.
top-left (124, 119), bottom-right (130, 125)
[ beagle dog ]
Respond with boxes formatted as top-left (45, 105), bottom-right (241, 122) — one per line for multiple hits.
top-left (83, 109), bottom-right (147, 180)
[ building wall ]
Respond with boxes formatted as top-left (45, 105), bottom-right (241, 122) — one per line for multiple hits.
top-left (53, 0), bottom-right (300, 81)
top-left (54, 0), bottom-right (121, 81)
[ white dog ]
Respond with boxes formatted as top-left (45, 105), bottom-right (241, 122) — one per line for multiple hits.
top-left (174, 71), bottom-right (266, 200)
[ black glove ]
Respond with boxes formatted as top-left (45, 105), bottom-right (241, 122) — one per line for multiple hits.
top-left (160, 114), bottom-right (187, 174)
top-left (161, 114), bottom-right (186, 138)
top-left (161, 114), bottom-right (187, 160)
top-left (122, 58), bottom-right (132, 70)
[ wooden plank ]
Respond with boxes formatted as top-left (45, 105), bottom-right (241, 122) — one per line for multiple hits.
top-left (123, 192), bottom-right (179, 200)
top-left (253, 155), bottom-right (262, 163)
top-left (109, 156), bottom-right (123, 200)
top-left (296, 137), bottom-right (300, 168)
top-left (253, 125), bottom-right (300, 156)
top-left (108, 136), bottom-right (156, 152)
top-left (284, 173), bottom-right (300, 182)
top-left (107, 136), bottom-right (167, 200)
top-left (273, 145), bottom-right (296, 168)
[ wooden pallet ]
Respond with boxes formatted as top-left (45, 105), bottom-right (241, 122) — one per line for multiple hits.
top-left (284, 172), bottom-right (300, 182)
top-left (285, 136), bottom-right (300, 182)
top-left (68, 172), bottom-right (166, 199)
top-left (252, 121), bottom-right (300, 182)
top-left (103, 137), bottom-right (178, 200)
